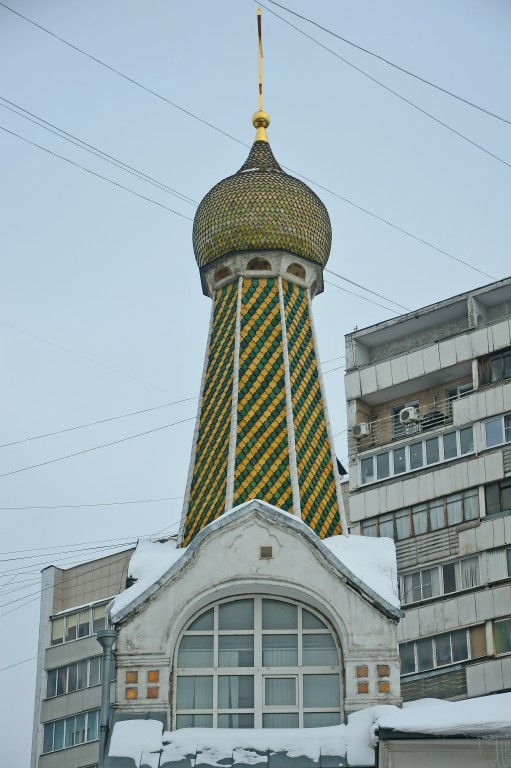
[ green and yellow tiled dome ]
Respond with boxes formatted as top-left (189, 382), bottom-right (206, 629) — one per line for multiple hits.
top-left (193, 129), bottom-right (332, 268)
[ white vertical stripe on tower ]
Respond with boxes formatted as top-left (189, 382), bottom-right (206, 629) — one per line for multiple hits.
top-left (178, 294), bottom-right (217, 546)
top-left (278, 277), bottom-right (301, 518)
top-left (225, 277), bottom-right (243, 512)
top-left (307, 290), bottom-right (349, 535)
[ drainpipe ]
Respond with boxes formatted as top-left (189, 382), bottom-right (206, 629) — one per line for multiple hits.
top-left (96, 628), bottom-right (117, 768)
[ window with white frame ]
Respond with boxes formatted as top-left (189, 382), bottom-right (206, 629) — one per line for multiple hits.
top-left (50, 603), bottom-right (107, 645)
top-left (484, 413), bottom-right (511, 449)
top-left (42, 709), bottom-right (99, 753)
top-left (494, 617), bottom-right (511, 656)
top-left (361, 488), bottom-right (479, 540)
top-left (485, 478), bottom-right (511, 516)
top-left (174, 597), bottom-right (342, 729)
top-left (359, 425), bottom-right (474, 485)
top-left (46, 656), bottom-right (113, 698)
top-left (399, 625), bottom-right (486, 675)
top-left (401, 556), bottom-right (480, 605)
top-left (446, 383), bottom-right (473, 417)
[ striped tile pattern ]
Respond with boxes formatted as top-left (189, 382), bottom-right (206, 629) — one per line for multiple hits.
top-left (182, 282), bottom-right (237, 545)
top-left (283, 280), bottom-right (341, 537)
top-left (233, 278), bottom-right (293, 512)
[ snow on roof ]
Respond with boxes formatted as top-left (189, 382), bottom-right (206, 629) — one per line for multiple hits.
top-left (108, 696), bottom-right (511, 767)
top-left (108, 706), bottom-right (393, 767)
top-left (109, 536), bottom-right (185, 620)
top-left (108, 501), bottom-right (400, 622)
top-left (323, 534), bottom-right (399, 609)
top-left (375, 693), bottom-right (511, 737)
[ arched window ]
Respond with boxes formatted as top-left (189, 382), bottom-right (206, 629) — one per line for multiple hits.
top-left (247, 257), bottom-right (271, 271)
top-left (174, 596), bottom-right (342, 729)
top-left (286, 263), bottom-right (306, 280)
top-left (214, 266), bottom-right (232, 282)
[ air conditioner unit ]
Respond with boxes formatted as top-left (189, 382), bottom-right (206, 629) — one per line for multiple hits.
top-left (399, 406), bottom-right (418, 424)
top-left (352, 422), bottom-right (371, 439)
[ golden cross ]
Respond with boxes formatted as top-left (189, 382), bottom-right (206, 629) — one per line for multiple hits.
top-left (257, 6), bottom-right (263, 112)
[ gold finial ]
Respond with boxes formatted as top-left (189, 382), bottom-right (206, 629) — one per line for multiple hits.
top-left (253, 6), bottom-right (270, 142)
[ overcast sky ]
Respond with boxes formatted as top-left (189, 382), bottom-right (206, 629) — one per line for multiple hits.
top-left (0, 0), bottom-right (510, 763)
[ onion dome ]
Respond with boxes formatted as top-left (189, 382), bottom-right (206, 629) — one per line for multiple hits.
top-left (192, 112), bottom-right (332, 268)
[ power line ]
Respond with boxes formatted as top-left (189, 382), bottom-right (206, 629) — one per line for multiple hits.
top-left (0, 496), bottom-right (183, 511)
top-left (0, 396), bottom-right (197, 448)
top-left (0, 2), bottom-right (498, 281)
top-left (260, 1), bottom-right (511, 172)
top-left (325, 269), bottom-right (411, 311)
top-left (0, 318), bottom-right (183, 396)
top-left (0, 124), bottom-right (194, 220)
top-left (322, 364), bottom-right (345, 375)
top-left (324, 279), bottom-right (399, 314)
top-left (263, 0), bottom-right (511, 126)
top-left (0, 1), bottom-right (246, 149)
top-left (0, 415), bottom-right (196, 481)
top-left (0, 656), bottom-right (37, 673)
top-left (321, 355), bottom-right (345, 364)
top-left (0, 96), bottom-right (198, 205)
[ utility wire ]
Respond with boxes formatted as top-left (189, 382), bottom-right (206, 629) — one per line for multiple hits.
top-left (0, 656), bottom-right (37, 673)
top-left (324, 279), bottom-right (399, 314)
top-left (321, 355), bottom-right (345, 364)
top-left (0, 496), bottom-right (182, 511)
top-left (0, 2), bottom-right (498, 281)
top-left (0, 396), bottom-right (197, 449)
top-left (263, 0), bottom-right (511, 126)
top-left (0, 416), bottom-right (196, 481)
top-left (322, 364), bottom-right (345, 375)
top-left (0, 124), bottom-right (194, 220)
top-left (325, 269), bottom-right (411, 311)
top-left (260, 1), bottom-right (511, 172)
top-left (0, 2), bottom-right (246, 149)
top-left (0, 96), bottom-right (198, 205)
top-left (0, 318), bottom-right (182, 397)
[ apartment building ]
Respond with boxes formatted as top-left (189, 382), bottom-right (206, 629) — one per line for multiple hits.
top-left (31, 548), bottom-right (134, 768)
top-left (345, 277), bottom-right (511, 703)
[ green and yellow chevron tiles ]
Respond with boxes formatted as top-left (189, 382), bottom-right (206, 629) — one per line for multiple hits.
top-left (182, 275), bottom-right (342, 545)
top-left (182, 281), bottom-right (237, 546)
top-left (233, 278), bottom-right (293, 512)
top-left (283, 280), bottom-right (341, 538)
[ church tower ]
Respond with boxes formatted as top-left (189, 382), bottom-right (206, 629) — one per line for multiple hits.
top-left (179, 57), bottom-right (346, 545)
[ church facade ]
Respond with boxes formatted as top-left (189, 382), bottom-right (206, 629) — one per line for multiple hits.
top-left (105, 111), bottom-right (402, 742)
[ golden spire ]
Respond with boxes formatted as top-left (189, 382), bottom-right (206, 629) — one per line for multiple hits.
top-left (252, 6), bottom-right (270, 142)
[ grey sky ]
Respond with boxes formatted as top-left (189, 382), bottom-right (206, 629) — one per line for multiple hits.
top-left (0, 0), bottom-right (509, 762)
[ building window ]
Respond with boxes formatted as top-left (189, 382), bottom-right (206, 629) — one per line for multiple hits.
top-left (446, 383), bottom-right (473, 417)
top-left (401, 556), bottom-right (480, 605)
top-left (392, 402), bottom-right (419, 439)
top-left (174, 597), bottom-right (342, 729)
top-left (487, 547), bottom-right (511, 582)
top-left (399, 625), bottom-right (486, 675)
top-left (361, 488), bottom-right (479, 540)
top-left (42, 710), bottom-right (99, 753)
top-left (494, 618), bottom-right (511, 656)
top-left (51, 603), bottom-right (107, 646)
top-left (359, 425), bottom-right (474, 485)
top-left (484, 412), bottom-right (511, 448)
top-left (479, 347), bottom-right (511, 386)
top-left (46, 656), bottom-right (110, 698)
top-left (485, 478), bottom-right (511, 517)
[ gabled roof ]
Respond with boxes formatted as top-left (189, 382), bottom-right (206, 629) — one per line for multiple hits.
top-left (109, 499), bottom-right (403, 623)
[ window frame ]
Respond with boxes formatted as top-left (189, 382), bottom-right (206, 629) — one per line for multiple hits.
top-left (361, 488), bottom-right (479, 541)
top-left (399, 626), bottom-right (483, 676)
top-left (400, 555), bottom-right (480, 606)
top-left (174, 597), bottom-right (342, 729)
top-left (359, 425), bottom-right (475, 486)
top-left (46, 656), bottom-right (104, 699)
top-left (50, 602), bottom-right (108, 646)
top-left (42, 710), bottom-right (99, 753)
top-left (483, 412), bottom-right (511, 449)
